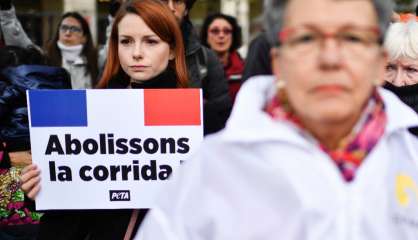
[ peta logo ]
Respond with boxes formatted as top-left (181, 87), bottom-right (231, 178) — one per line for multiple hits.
top-left (109, 190), bottom-right (131, 201)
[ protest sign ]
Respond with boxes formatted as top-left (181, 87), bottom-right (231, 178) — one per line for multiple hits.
top-left (27, 89), bottom-right (203, 210)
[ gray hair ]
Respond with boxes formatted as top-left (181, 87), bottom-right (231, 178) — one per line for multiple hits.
top-left (263, 0), bottom-right (395, 46)
top-left (384, 20), bottom-right (418, 60)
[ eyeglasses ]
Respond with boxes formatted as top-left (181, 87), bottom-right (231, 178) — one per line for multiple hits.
top-left (278, 25), bottom-right (381, 57)
top-left (209, 27), bottom-right (233, 36)
top-left (160, 0), bottom-right (185, 6)
top-left (59, 24), bottom-right (83, 34)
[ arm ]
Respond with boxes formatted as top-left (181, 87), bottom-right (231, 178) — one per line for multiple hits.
top-left (241, 32), bottom-right (272, 82)
top-left (0, 3), bottom-right (33, 48)
top-left (202, 48), bottom-right (232, 135)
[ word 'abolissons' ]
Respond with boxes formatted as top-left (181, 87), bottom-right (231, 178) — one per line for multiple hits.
top-left (44, 133), bottom-right (191, 155)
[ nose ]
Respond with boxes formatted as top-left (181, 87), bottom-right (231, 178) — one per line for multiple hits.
top-left (392, 69), bottom-right (405, 86)
top-left (132, 42), bottom-right (144, 60)
top-left (218, 32), bottom-right (226, 38)
top-left (318, 38), bottom-right (342, 70)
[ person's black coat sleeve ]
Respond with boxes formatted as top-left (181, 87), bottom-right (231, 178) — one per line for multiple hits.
top-left (242, 32), bottom-right (272, 82)
top-left (202, 48), bottom-right (232, 135)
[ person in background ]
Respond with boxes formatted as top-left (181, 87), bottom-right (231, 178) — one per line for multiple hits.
top-left (45, 12), bottom-right (98, 89)
top-left (383, 18), bottom-right (418, 135)
top-left (98, 0), bottom-right (126, 72)
top-left (200, 13), bottom-right (244, 103)
top-left (161, 0), bottom-right (231, 135)
top-left (21, 0), bottom-right (189, 239)
top-left (241, 0), bottom-right (273, 82)
top-left (136, 0), bottom-right (418, 239)
top-left (0, 46), bottom-right (71, 240)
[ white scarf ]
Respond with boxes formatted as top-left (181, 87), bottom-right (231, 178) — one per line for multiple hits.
top-left (57, 41), bottom-right (83, 63)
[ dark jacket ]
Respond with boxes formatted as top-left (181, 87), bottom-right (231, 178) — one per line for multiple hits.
top-left (0, 65), bottom-right (71, 151)
top-left (182, 19), bottom-right (232, 135)
top-left (384, 82), bottom-right (418, 136)
top-left (242, 32), bottom-right (272, 82)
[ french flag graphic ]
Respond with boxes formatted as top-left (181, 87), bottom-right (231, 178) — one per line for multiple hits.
top-left (28, 89), bottom-right (202, 128)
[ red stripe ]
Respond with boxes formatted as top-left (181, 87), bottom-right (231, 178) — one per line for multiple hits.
top-left (144, 89), bottom-right (201, 126)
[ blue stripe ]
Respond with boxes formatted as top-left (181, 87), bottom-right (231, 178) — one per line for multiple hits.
top-left (29, 90), bottom-right (87, 127)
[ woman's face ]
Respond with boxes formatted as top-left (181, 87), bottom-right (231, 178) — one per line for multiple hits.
top-left (118, 14), bottom-right (174, 83)
top-left (275, 0), bottom-right (387, 127)
top-left (385, 57), bottom-right (418, 86)
top-left (207, 18), bottom-right (233, 54)
top-left (58, 17), bottom-right (86, 46)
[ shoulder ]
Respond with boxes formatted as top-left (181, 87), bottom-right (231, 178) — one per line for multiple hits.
top-left (249, 32), bottom-right (271, 50)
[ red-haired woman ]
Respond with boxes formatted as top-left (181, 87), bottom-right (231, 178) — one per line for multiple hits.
top-left (20, 0), bottom-right (189, 239)
top-left (97, 0), bottom-right (188, 89)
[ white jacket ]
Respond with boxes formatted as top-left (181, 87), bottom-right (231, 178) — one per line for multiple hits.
top-left (62, 56), bottom-right (93, 89)
top-left (137, 76), bottom-right (418, 240)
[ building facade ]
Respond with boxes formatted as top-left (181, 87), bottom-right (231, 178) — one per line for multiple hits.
top-left (13, 0), bottom-right (263, 56)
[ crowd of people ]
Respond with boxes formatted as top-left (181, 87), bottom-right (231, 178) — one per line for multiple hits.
top-left (1, 0), bottom-right (418, 239)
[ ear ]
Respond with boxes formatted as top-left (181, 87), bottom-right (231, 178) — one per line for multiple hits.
top-left (270, 47), bottom-right (281, 78)
top-left (169, 49), bottom-right (175, 61)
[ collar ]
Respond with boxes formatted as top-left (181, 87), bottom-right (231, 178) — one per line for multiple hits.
top-left (130, 68), bottom-right (177, 89)
top-left (57, 41), bottom-right (84, 63)
top-left (108, 68), bottom-right (177, 89)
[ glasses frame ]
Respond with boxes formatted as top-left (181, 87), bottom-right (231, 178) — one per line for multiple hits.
top-left (209, 27), bottom-right (233, 36)
top-left (59, 24), bottom-right (83, 34)
top-left (277, 25), bottom-right (382, 57)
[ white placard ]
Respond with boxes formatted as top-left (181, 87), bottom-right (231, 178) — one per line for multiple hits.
top-left (27, 89), bottom-right (203, 210)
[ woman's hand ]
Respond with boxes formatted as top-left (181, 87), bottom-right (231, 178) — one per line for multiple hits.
top-left (20, 164), bottom-right (41, 200)
top-left (9, 150), bottom-right (32, 167)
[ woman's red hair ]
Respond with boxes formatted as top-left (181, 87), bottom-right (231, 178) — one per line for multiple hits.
top-left (97, 0), bottom-right (188, 88)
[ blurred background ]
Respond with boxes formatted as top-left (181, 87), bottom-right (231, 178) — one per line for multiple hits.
top-left (12, 0), bottom-right (418, 57)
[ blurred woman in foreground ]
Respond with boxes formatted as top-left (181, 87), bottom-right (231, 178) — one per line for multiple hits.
top-left (137, 0), bottom-right (418, 239)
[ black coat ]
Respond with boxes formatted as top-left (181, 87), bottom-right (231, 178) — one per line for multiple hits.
top-left (242, 32), bottom-right (272, 82)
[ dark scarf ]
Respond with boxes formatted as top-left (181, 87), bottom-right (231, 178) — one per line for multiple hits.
top-left (383, 81), bottom-right (418, 114)
top-left (107, 68), bottom-right (178, 89)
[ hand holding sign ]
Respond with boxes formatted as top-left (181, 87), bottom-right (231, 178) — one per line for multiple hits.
top-left (20, 164), bottom-right (41, 200)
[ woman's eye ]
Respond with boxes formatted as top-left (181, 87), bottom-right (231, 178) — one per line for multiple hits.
top-left (146, 39), bottom-right (159, 45)
top-left (120, 39), bottom-right (132, 45)
top-left (292, 34), bottom-right (316, 44)
top-left (406, 67), bottom-right (418, 73)
top-left (340, 33), bottom-right (364, 43)
top-left (386, 64), bottom-right (396, 71)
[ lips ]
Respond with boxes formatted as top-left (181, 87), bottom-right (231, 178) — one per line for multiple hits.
top-left (129, 66), bottom-right (148, 71)
top-left (312, 84), bottom-right (348, 94)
